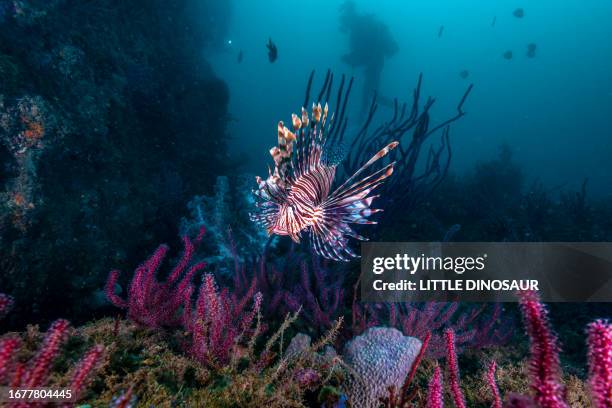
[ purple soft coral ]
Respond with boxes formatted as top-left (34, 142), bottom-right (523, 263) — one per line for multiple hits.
top-left (105, 228), bottom-right (207, 328)
top-left (587, 319), bottom-right (612, 408)
top-left (107, 228), bottom-right (263, 367)
top-left (518, 291), bottom-right (568, 408)
top-left (183, 273), bottom-right (262, 367)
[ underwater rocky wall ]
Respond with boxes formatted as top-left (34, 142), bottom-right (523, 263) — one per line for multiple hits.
top-left (0, 0), bottom-right (231, 326)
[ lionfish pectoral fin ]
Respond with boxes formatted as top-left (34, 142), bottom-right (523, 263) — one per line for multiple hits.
top-left (289, 231), bottom-right (301, 243)
top-left (307, 142), bottom-right (399, 262)
top-left (330, 142), bottom-right (398, 200)
top-left (310, 226), bottom-right (356, 262)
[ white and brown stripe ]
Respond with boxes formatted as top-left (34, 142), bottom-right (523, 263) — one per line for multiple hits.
top-left (250, 103), bottom-right (399, 262)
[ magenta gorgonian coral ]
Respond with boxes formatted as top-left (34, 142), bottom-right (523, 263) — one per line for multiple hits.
top-left (0, 318), bottom-right (104, 407)
top-left (183, 273), bottom-right (262, 367)
top-left (105, 228), bottom-right (207, 328)
top-left (587, 319), bottom-right (612, 408)
top-left (426, 366), bottom-right (443, 408)
top-left (106, 227), bottom-right (264, 368)
top-left (445, 329), bottom-right (466, 408)
top-left (518, 291), bottom-right (568, 408)
top-left (487, 361), bottom-right (502, 408)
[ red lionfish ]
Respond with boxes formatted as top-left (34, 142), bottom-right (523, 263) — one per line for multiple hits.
top-left (250, 103), bottom-right (398, 261)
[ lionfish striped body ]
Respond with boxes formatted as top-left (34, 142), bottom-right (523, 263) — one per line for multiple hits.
top-left (250, 103), bottom-right (398, 261)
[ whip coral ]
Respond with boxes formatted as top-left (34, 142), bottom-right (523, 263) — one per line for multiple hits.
top-left (0, 318), bottom-right (104, 406)
top-left (22, 319), bottom-right (71, 388)
top-left (445, 329), bottom-right (466, 408)
top-left (587, 319), bottom-right (612, 408)
top-left (426, 366), bottom-right (443, 408)
top-left (487, 361), bottom-right (502, 408)
top-left (518, 291), bottom-right (568, 408)
top-left (380, 332), bottom-right (431, 407)
top-left (0, 336), bottom-right (21, 383)
top-left (67, 344), bottom-right (106, 403)
top-left (301, 70), bottom-right (472, 227)
top-left (284, 258), bottom-right (344, 331)
top-left (105, 228), bottom-right (207, 328)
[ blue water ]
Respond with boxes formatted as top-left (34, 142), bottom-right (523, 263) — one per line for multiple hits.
top-left (211, 0), bottom-right (612, 197)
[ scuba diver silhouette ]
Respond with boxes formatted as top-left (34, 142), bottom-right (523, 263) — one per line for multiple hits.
top-left (339, 1), bottom-right (399, 114)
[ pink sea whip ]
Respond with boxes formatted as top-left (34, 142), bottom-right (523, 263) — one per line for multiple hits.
top-left (518, 291), bottom-right (568, 408)
top-left (0, 336), bottom-right (21, 383)
top-left (426, 366), bottom-right (443, 408)
top-left (487, 361), bottom-right (502, 408)
top-left (402, 332), bottom-right (431, 397)
top-left (185, 273), bottom-right (263, 367)
top-left (380, 332), bottom-right (431, 407)
top-left (105, 228), bottom-right (207, 328)
top-left (445, 329), bottom-right (466, 408)
top-left (587, 319), bottom-right (612, 408)
top-left (65, 344), bottom-right (105, 404)
top-left (23, 319), bottom-right (70, 387)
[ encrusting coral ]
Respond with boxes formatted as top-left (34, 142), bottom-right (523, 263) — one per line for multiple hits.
top-left (341, 327), bottom-right (422, 408)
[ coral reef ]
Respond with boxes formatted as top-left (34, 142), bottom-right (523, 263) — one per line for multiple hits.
top-left (0, 0), bottom-right (231, 325)
top-left (106, 227), bottom-right (266, 369)
top-left (403, 291), bottom-right (612, 408)
top-left (230, 252), bottom-right (345, 337)
top-left (410, 146), bottom-right (612, 244)
top-left (105, 228), bottom-right (207, 328)
top-left (57, 313), bottom-right (343, 407)
top-left (0, 315), bottom-right (106, 406)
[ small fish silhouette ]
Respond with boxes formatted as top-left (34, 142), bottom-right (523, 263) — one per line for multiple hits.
top-left (503, 50), bottom-right (513, 60)
top-left (491, 16), bottom-right (497, 27)
top-left (513, 8), bottom-right (524, 18)
top-left (459, 70), bottom-right (469, 79)
top-left (266, 38), bottom-right (278, 63)
top-left (237, 50), bottom-right (243, 63)
top-left (438, 25), bottom-right (444, 38)
top-left (526, 43), bottom-right (537, 58)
